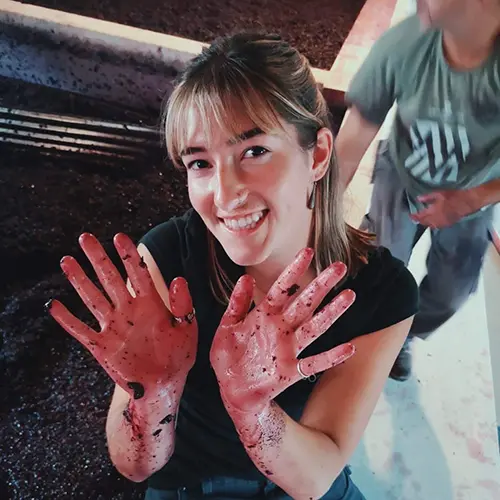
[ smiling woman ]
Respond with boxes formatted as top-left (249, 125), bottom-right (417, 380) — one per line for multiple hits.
top-left (164, 34), bottom-right (376, 301)
top-left (48, 32), bottom-right (419, 500)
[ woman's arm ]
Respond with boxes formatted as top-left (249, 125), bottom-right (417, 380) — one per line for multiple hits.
top-left (106, 381), bottom-right (180, 482)
top-left (233, 317), bottom-right (412, 499)
top-left (50, 235), bottom-right (195, 482)
top-left (103, 244), bottom-right (189, 482)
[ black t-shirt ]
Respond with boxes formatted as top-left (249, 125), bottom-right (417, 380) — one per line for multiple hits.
top-left (139, 209), bottom-right (419, 490)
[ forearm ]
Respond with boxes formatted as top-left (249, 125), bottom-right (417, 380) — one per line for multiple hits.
top-left (229, 401), bottom-right (344, 500)
top-left (335, 133), bottom-right (366, 191)
top-left (470, 179), bottom-right (500, 209)
top-left (334, 107), bottom-right (380, 191)
top-left (105, 383), bottom-right (182, 482)
top-left (337, 152), bottom-right (364, 191)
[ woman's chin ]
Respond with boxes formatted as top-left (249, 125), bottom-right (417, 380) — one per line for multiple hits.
top-left (223, 247), bottom-right (268, 268)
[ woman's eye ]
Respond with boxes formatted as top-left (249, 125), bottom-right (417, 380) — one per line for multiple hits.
top-left (186, 159), bottom-right (210, 170)
top-left (243, 146), bottom-right (269, 159)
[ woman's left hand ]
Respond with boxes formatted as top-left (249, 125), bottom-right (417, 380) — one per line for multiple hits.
top-left (210, 248), bottom-right (356, 414)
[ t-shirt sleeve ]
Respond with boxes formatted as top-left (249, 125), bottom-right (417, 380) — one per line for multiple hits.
top-left (345, 16), bottom-right (419, 125)
top-left (364, 264), bottom-right (419, 334)
top-left (300, 247), bottom-right (419, 359)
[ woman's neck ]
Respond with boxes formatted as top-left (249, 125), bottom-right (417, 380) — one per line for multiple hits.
top-left (246, 253), bottom-right (316, 305)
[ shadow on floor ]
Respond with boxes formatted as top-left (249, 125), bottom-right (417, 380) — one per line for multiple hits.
top-left (351, 376), bottom-right (454, 500)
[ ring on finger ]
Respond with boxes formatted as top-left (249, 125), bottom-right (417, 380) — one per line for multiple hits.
top-left (173, 308), bottom-right (196, 324)
top-left (297, 360), bottom-right (316, 383)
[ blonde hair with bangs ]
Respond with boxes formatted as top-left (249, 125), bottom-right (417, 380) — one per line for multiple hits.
top-left (164, 33), bottom-right (374, 303)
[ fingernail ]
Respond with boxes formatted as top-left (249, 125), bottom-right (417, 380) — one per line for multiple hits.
top-left (297, 247), bottom-right (314, 259)
top-left (335, 345), bottom-right (356, 365)
top-left (44, 299), bottom-right (53, 313)
top-left (78, 233), bottom-right (89, 244)
top-left (330, 261), bottom-right (347, 276)
top-left (114, 233), bottom-right (126, 246)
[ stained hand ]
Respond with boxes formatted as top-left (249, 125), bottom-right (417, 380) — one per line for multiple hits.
top-left (411, 189), bottom-right (477, 228)
top-left (210, 248), bottom-right (356, 413)
top-left (47, 233), bottom-right (197, 401)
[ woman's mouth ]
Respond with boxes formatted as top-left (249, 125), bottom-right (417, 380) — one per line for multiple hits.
top-left (221, 210), bottom-right (268, 232)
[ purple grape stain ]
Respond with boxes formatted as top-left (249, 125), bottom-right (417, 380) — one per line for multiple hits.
top-left (159, 414), bottom-right (174, 425)
top-left (127, 382), bottom-right (145, 400)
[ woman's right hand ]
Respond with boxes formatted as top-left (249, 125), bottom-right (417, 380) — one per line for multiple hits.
top-left (47, 232), bottom-right (198, 401)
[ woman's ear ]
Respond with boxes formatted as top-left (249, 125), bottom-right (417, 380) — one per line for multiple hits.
top-left (311, 127), bottom-right (334, 181)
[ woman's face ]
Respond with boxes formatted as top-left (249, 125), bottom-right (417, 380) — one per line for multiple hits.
top-left (180, 111), bottom-right (331, 269)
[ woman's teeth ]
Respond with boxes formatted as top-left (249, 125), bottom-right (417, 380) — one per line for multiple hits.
top-left (223, 211), bottom-right (265, 230)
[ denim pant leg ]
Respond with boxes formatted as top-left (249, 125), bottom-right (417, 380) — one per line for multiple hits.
top-left (410, 208), bottom-right (493, 338)
top-left (264, 467), bottom-right (366, 500)
top-left (324, 467), bottom-right (366, 500)
top-left (145, 468), bottom-right (366, 500)
top-left (145, 476), bottom-right (264, 500)
top-left (145, 487), bottom-right (182, 500)
top-left (360, 141), bottom-right (424, 266)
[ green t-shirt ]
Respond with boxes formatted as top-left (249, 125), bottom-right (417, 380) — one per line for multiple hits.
top-left (346, 15), bottom-right (500, 216)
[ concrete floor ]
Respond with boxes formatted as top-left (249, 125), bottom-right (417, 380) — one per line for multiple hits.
top-left (348, 232), bottom-right (500, 500)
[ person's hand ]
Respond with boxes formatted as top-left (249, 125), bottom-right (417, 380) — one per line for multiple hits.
top-left (411, 189), bottom-right (478, 228)
top-left (210, 248), bottom-right (356, 414)
top-left (47, 233), bottom-right (197, 401)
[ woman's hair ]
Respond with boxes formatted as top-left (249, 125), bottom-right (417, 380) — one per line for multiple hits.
top-left (163, 32), bottom-right (374, 303)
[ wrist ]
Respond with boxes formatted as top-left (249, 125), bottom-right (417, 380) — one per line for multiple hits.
top-left (222, 395), bottom-right (274, 447)
top-left (468, 180), bottom-right (500, 212)
top-left (128, 381), bottom-right (184, 425)
top-left (467, 186), bottom-right (486, 213)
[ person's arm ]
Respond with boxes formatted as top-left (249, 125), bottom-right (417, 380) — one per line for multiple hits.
top-left (105, 243), bottom-right (184, 482)
top-left (211, 250), bottom-right (417, 499)
top-left (334, 18), bottom-right (416, 190)
top-left (335, 107), bottom-right (381, 190)
top-left (412, 177), bottom-right (500, 228)
top-left (470, 178), bottom-right (500, 207)
top-left (234, 317), bottom-right (412, 500)
top-left (106, 381), bottom-right (178, 482)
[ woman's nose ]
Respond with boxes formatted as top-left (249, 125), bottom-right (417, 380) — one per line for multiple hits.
top-left (212, 165), bottom-right (248, 211)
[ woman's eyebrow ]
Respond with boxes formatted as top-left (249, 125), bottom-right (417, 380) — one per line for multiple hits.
top-left (180, 127), bottom-right (265, 156)
top-left (228, 127), bottom-right (264, 144)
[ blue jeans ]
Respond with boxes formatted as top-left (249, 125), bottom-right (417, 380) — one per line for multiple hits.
top-left (145, 467), bottom-right (365, 499)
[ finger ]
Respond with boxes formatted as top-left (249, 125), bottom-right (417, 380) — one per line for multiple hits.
top-left (295, 289), bottom-right (355, 352)
top-left (296, 342), bottom-right (355, 379)
top-left (411, 212), bottom-right (435, 226)
top-left (60, 256), bottom-right (113, 325)
top-left (265, 248), bottom-right (314, 311)
top-left (284, 261), bottom-right (347, 328)
top-left (417, 193), bottom-right (440, 204)
top-left (411, 207), bottom-right (433, 219)
top-left (169, 277), bottom-right (194, 320)
top-left (412, 213), bottom-right (435, 227)
top-left (113, 233), bottom-right (156, 297)
top-left (219, 274), bottom-right (254, 327)
top-left (47, 299), bottom-right (100, 347)
top-left (79, 233), bottom-right (130, 307)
